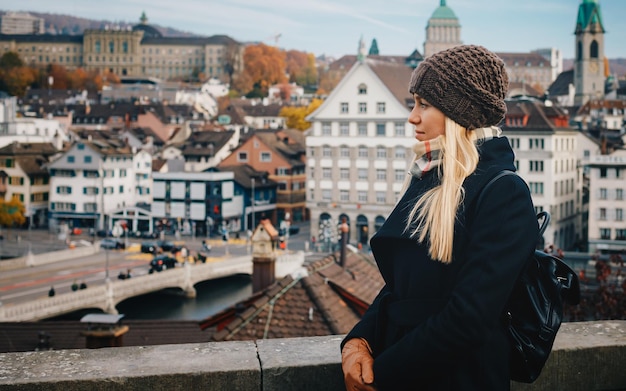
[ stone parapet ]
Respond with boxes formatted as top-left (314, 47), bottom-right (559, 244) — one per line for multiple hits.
top-left (0, 321), bottom-right (624, 391)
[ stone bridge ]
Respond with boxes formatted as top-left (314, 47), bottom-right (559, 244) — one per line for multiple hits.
top-left (0, 252), bottom-right (305, 322)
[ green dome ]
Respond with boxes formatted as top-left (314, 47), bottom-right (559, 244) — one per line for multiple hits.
top-left (431, 0), bottom-right (458, 19)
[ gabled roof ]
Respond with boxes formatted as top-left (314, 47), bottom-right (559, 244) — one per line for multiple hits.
top-left (503, 98), bottom-right (570, 132)
top-left (0, 142), bottom-right (58, 157)
top-left (180, 130), bottom-right (236, 158)
top-left (123, 127), bottom-right (166, 145)
top-left (215, 164), bottom-right (277, 189)
top-left (15, 156), bottom-right (49, 176)
top-left (253, 130), bottom-right (306, 167)
top-left (200, 251), bottom-right (384, 341)
top-left (367, 59), bottom-right (415, 109)
top-left (548, 69), bottom-right (574, 97)
top-left (241, 103), bottom-right (284, 117)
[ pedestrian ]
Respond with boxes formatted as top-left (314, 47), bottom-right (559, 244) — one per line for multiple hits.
top-left (79, 281), bottom-right (87, 290)
top-left (340, 45), bottom-right (539, 391)
top-left (71, 280), bottom-right (79, 291)
top-left (48, 286), bottom-right (55, 297)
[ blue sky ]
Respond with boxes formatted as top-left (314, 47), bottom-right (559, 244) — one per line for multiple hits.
top-left (3, 0), bottom-right (625, 59)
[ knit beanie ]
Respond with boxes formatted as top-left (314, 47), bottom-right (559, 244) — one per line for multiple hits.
top-left (409, 45), bottom-right (509, 130)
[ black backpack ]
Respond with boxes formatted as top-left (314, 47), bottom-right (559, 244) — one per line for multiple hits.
top-left (480, 171), bottom-right (581, 383)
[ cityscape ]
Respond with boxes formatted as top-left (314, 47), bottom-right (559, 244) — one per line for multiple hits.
top-left (0, 0), bottom-right (625, 389)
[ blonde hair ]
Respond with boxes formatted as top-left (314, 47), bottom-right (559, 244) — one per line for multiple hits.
top-left (404, 117), bottom-right (480, 263)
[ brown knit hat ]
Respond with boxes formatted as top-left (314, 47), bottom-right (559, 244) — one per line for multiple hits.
top-left (409, 45), bottom-right (509, 130)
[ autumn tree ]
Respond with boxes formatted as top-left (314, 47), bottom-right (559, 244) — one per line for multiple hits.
top-left (0, 197), bottom-right (26, 230)
top-left (0, 52), bottom-right (35, 97)
top-left (234, 43), bottom-right (287, 97)
top-left (279, 98), bottom-right (323, 131)
top-left (285, 50), bottom-right (318, 89)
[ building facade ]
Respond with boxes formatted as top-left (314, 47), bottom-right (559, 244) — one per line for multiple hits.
top-left (423, 0), bottom-right (462, 58)
top-left (0, 12), bottom-right (44, 35)
top-left (0, 13), bottom-right (243, 82)
top-left (574, 0), bottom-right (607, 105)
top-left (306, 58), bottom-right (414, 247)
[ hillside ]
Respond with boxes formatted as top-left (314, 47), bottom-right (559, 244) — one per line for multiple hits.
top-left (0, 10), bottom-right (197, 37)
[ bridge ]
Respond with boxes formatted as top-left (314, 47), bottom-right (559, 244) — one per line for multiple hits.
top-left (0, 252), bottom-right (305, 322)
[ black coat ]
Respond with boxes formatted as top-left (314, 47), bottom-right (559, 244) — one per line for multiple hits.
top-left (343, 137), bottom-right (539, 391)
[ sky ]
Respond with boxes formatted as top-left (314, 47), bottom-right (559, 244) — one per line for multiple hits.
top-left (3, 0), bottom-right (626, 59)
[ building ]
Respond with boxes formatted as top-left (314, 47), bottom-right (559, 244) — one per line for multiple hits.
top-left (586, 149), bottom-right (626, 253)
top-left (423, 0), bottom-right (462, 58)
top-left (305, 57), bottom-right (414, 247)
top-left (497, 52), bottom-right (555, 94)
top-left (0, 13), bottom-right (243, 82)
top-left (151, 171), bottom-right (239, 236)
top-left (574, 0), bottom-right (607, 105)
top-left (0, 12), bottom-right (44, 35)
top-left (219, 129), bottom-right (307, 225)
top-left (502, 97), bottom-right (586, 250)
top-left (47, 139), bottom-right (140, 231)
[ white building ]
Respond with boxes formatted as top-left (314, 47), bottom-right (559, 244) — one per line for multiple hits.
top-left (586, 150), bottom-right (626, 254)
top-left (133, 149), bottom-right (153, 206)
top-left (0, 12), bottom-right (44, 35)
top-left (47, 139), bottom-right (142, 231)
top-left (305, 57), bottom-right (414, 246)
top-left (152, 171), bottom-right (241, 236)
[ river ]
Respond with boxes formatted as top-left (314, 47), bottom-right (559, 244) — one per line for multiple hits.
top-left (115, 274), bottom-right (252, 321)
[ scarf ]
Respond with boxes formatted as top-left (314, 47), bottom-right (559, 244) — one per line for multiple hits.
top-left (408, 126), bottom-right (502, 179)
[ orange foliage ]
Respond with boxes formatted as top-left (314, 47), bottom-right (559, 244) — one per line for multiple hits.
top-left (240, 43), bottom-right (287, 95)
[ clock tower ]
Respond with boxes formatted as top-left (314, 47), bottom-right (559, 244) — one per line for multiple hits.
top-left (574, 0), bottom-right (606, 106)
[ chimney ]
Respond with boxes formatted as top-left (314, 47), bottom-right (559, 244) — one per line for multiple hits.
top-left (251, 220), bottom-right (277, 292)
top-left (80, 314), bottom-right (129, 349)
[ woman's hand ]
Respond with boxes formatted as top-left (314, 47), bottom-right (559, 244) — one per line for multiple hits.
top-left (341, 338), bottom-right (378, 390)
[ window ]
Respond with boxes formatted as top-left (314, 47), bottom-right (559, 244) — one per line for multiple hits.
top-left (322, 189), bottom-right (331, 201)
top-left (529, 182), bottom-right (544, 195)
top-left (600, 228), bottom-right (611, 240)
top-left (322, 146), bottom-right (332, 157)
top-left (83, 187), bottom-right (98, 195)
top-left (238, 152), bottom-right (248, 162)
top-left (358, 123), bottom-right (367, 136)
top-left (599, 188), bottom-right (607, 199)
top-left (84, 156), bottom-right (92, 163)
top-left (358, 168), bottom-right (367, 180)
top-left (9, 176), bottom-right (24, 185)
top-left (395, 169), bottom-right (405, 181)
top-left (376, 123), bottom-right (385, 136)
top-left (57, 186), bottom-right (72, 194)
top-left (377, 102), bottom-right (386, 113)
top-left (394, 122), bottom-right (405, 137)
top-left (67, 155), bottom-right (75, 163)
top-left (616, 208), bottom-right (623, 221)
top-left (340, 102), bottom-right (349, 113)
top-left (84, 203), bottom-right (97, 212)
top-left (616, 189), bottom-right (624, 201)
top-left (120, 169), bottom-right (127, 177)
top-left (260, 152), bottom-right (271, 162)
top-left (599, 208), bottom-right (607, 220)
top-left (616, 229), bottom-right (626, 240)
top-left (322, 168), bottom-right (331, 179)
top-left (358, 83), bottom-right (367, 94)
top-left (529, 138), bottom-right (544, 150)
top-left (358, 146), bottom-right (368, 158)
top-left (509, 138), bottom-right (520, 149)
top-left (394, 146), bottom-right (406, 159)
top-left (376, 169), bottom-right (386, 181)
top-left (84, 170), bottom-right (98, 178)
top-left (119, 185), bottom-right (124, 193)
top-left (340, 122), bottom-right (349, 136)
top-left (600, 168), bottom-right (607, 178)
top-left (358, 191), bottom-right (367, 202)
top-left (340, 168), bottom-right (349, 180)
top-left (322, 122), bottom-right (331, 135)
top-left (340, 146), bottom-right (350, 157)
top-left (376, 146), bottom-right (387, 158)
top-left (376, 191), bottom-right (386, 203)
top-left (340, 190), bottom-right (349, 202)
top-left (359, 102), bottom-right (367, 113)
top-left (529, 160), bottom-right (544, 172)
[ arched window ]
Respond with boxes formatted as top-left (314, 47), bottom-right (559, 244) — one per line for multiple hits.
top-left (576, 41), bottom-right (582, 61)
top-left (374, 215), bottom-right (386, 232)
top-left (358, 83), bottom-right (367, 95)
top-left (590, 40), bottom-right (599, 58)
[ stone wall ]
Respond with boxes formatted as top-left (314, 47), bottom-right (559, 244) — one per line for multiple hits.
top-left (0, 321), bottom-right (625, 391)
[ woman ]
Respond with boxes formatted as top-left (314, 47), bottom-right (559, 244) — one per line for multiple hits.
top-left (341, 45), bottom-right (539, 390)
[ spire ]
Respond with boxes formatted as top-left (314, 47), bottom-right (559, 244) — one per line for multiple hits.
top-left (357, 35), bottom-right (367, 62)
top-left (441, 0), bottom-right (446, 5)
top-left (140, 11), bottom-right (148, 25)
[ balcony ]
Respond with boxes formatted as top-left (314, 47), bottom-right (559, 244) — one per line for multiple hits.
top-left (0, 321), bottom-right (624, 390)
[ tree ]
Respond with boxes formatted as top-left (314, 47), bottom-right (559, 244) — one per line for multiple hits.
top-left (235, 43), bottom-right (287, 97)
top-left (0, 51), bottom-right (23, 69)
top-left (285, 50), bottom-right (318, 90)
top-left (279, 98), bottom-right (323, 131)
top-left (0, 197), bottom-right (26, 229)
top-left (0, 52), bottom-right (34, 96)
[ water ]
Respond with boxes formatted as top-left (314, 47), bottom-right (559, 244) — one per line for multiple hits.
top-left (115, 274), bottom-right (253, 321)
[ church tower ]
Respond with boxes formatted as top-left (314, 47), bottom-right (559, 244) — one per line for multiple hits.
top-left (574, 0), bottom-right (606, 105)
top-left (423, 0), bottom-right (462, 58)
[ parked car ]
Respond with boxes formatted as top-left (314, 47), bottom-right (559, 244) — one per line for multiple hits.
top-left (149, 254), bottom-right (177, 272)
top-left (141, 241), bottom-right (159, 254)
top-left (100, 238), bottom-right (125, 250)
top-left (157, 240), bottom-right (176, 252)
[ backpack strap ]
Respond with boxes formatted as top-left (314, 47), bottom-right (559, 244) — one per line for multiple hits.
top-left (476, 170), bottom-right (549, 241)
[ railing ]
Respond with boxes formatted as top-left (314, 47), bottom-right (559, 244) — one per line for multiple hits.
top-left (0, 321), bottom-right (624, 391)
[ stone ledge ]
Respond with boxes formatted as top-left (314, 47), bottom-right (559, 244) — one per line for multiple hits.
top-left (0, 322), bottom-right (624, 391)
